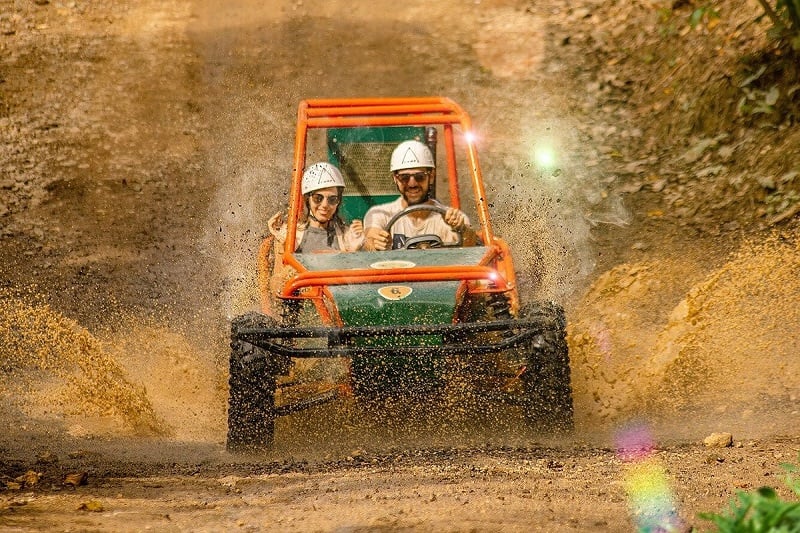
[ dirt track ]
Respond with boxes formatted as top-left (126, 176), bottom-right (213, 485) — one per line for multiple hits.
top-left (1, 0), bottom-right (799, 531)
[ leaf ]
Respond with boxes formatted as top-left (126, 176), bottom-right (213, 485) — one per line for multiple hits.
top-left (767, 25), bottom-right (786, 42)
top-left (765, 86), bottom-right (780, 105)
top-left (690, 9), bottom-right (705, 28)
top-left (752, 101), bottom-right (775, 114)
top-left (77, 500), bottom-right (104, 512)
top-left (64, 472), bottom-right (88, 487)
top-left (757, 486), bottom-right (778, 499)
top-left (737, 95), bottom-right (750, 115)
top-left (739, 65), bottom-right (767, 88)
top-left (15, 470), bottom-right (41, 487)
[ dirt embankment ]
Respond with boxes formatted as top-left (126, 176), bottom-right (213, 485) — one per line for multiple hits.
top-left (1, 0), bottom-right (799, 531)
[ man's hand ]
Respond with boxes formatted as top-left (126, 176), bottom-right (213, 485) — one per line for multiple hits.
top-left (444, 207), bottom-right (468, 231)
top-left (364, 227), bottom-right (391, 251)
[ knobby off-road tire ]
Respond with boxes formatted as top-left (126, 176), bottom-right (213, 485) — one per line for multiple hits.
top-left (226, 312), bottom-right (279, 452)
top-left (520, 302), bottom-right (575, 433)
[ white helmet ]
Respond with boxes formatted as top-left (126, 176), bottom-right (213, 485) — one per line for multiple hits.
top-left (301, 162), bottom-right (345, 195)
top-left (390, 140), bottom-right (435, 172)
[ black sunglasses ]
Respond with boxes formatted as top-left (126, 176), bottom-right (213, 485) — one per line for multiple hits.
top-left (310, 193), bottom-right (341, 205)
top-left (395, 171), bottom-right (430, 184)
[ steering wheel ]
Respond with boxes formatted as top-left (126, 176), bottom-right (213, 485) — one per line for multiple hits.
top-left (383, 204), bottom-right (463, 250)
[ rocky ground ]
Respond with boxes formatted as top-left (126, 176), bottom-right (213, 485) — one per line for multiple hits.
top-left (1, 0), bottom-right (799, 531)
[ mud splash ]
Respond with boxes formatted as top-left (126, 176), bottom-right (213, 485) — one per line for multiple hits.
top-left (569, 232), bottom-right (800, 437)
top-left (645, 233), bottom-right (800, 426)
top-left (108, 321), bottom-right (227, 442)
top-left (0, 290), bottom-right (167, 437)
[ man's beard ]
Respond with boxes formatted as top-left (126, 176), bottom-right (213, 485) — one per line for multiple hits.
top-left (404, 191), bottom-right (430, 205)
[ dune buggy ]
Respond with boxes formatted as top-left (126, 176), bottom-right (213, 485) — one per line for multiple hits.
top-left (227, 97), bottom-right (573, 451)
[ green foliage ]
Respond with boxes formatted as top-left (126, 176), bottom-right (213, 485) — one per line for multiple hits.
top-left (736, 66), bottom-right (776, 115)
top-left (699, 459), bottom-right (800, 532)
top-left (734, 65), bottom-right (800, 119)
top-left (689, 5), bottom-right (721, 29)
top-left (689, 1), bottom-right (800, 50)
top-left (772, 0), bottom-right (800, 49)
top-left (658, 7), bottom-right (681, 38)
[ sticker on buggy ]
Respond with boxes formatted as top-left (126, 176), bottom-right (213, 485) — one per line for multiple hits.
top-left (378, 286), bottom-right (413, 300)
top-left (370, 260), bottom-right (416, 269)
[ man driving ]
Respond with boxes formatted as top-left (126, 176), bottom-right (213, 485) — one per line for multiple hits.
top-left (363, 140), bottom-right (477, 250)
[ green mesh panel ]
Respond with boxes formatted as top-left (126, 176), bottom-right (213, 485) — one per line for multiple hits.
top-left (328, 126), bottom-right (427, 221)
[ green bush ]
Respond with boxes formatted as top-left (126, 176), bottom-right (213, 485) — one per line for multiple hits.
top-left (699, 459), bottom-right (800, 532)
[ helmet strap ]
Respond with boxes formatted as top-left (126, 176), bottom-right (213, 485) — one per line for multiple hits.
top-left (308, 211), bottom-right (325, 225)
top-left (306, 196), bottom-right (338, 227)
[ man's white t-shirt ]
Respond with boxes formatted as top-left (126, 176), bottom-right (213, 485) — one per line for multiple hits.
top-left (364, 197), bottom-right (467, 249)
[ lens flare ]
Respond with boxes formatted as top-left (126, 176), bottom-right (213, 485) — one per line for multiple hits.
top-left (616, 423), bottom-right (684, 532)
top-left (533, 145), bottom-right (557, 170)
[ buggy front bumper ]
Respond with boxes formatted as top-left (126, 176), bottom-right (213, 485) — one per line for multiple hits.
top-left (236, 315), bottom-right (564, 359)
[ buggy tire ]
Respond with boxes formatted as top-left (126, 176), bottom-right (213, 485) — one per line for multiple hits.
top-left (226, 312), bottom-right (278, 452)
top-left (519, 302), bottom-right (574, 433)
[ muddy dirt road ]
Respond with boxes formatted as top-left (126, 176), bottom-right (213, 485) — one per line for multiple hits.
top-left (1, 0), bottom-right (799, 531)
